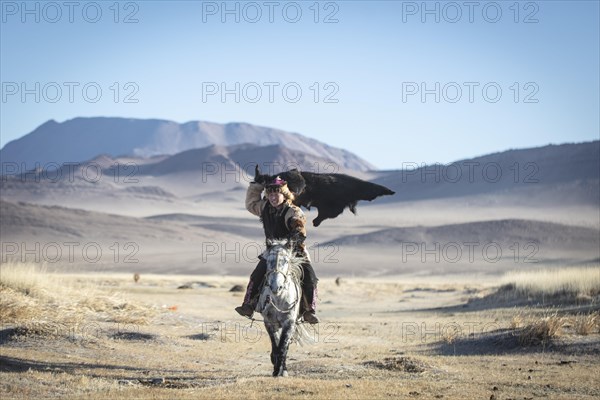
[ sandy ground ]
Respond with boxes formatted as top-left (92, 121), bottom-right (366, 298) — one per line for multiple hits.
top-left (1, 273), bottom-right (599, 399)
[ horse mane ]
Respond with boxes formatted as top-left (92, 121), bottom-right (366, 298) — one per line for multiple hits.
top-left (264, 239), bottom-right (306, 283)
top-left (288, 255), bottom-right (304, 283)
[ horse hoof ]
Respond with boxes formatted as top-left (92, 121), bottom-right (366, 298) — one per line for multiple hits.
top-left (273, 370), bottom-right (288, 377)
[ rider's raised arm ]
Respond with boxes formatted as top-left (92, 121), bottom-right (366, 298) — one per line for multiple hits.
top-left (246, 182), bottom-right (266, 217)
top-left (285, 206), bottom-right (307, 244)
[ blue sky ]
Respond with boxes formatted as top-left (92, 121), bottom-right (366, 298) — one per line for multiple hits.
top-left (1, 0), bottom-right (598, 169)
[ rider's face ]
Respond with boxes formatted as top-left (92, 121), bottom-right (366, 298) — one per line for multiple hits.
top-left (267, 191), bottom-right (285, 207)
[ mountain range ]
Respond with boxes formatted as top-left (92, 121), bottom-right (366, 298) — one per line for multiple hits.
top-left (0, 117), bottom-right (598, 275)
top-left (372, 140), bottom-right (599, 205)
top-left (0, 117), bottom-right (598, 212)
top-left (0, 117), bottom-right (374, 171)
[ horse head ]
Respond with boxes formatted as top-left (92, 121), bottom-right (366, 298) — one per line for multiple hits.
top-left (264, 238), bottom-right (294, 294)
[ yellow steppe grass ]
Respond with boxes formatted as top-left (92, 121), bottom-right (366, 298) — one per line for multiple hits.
top-left (501, 266), bottom-right (600, 344)
top-left (0, 262), bottom-right (156, 334)
top-left (501, 266), bottom-right (600, 297)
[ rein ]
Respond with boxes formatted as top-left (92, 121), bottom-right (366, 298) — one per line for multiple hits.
top-left (266, 293), bottom-right (297, 314)
top-left (243, 315), bottom-right (307, 326)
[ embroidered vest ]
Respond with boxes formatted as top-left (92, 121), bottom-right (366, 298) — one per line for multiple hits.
top-left (261, 203), bottom-right (291, 240)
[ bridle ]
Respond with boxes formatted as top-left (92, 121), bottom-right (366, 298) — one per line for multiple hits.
top-left (264, 246), bottom-right (300, 314)
top-left (266, 252), bottom-right (290, 285)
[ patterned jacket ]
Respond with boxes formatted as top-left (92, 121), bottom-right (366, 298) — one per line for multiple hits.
top-left (245, 182), bottom-right (309, 259)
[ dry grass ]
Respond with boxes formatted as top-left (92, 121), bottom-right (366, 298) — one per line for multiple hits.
top-left (0, 262), bottom-right (50, 297)
top-left (501, 266), bottom-right (600, 298)
top-left (517, 312), bottom-right (600, 344)
top-left (0, 263), bottom-right (58, 324)
top-left (0, 262), bottom-right (156, 336)
top-left (573, 313), bottom-right (600, 335)
top-left (511, 309), bottom-right (599, 345)
top-left (509, 313), bottom-right (525, 329)
top-left (0, 287), bottom-right (40, 321)
top-left (518, 312), bottom-right (566, 346)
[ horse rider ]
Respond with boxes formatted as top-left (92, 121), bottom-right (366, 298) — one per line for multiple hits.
top-left (235, 175), bottom-right (320, 324)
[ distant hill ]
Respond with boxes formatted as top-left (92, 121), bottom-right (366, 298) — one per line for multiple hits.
top-left (372, 141), bottom-right (599, 205)
top-left (322, 219), bottom-right (600, 265)
top-left (0, 200), bottom-right (254, 274)
top-left (0, 199), bottom-right (200, 242)
top-left (324, 219), bottom-right (599, 248)
top-left (1, 140), bottom-right (598, 215)
top-left (0, 140), bottom-right (377, 213)
top-left (134, 143), bottom-right (348, 176)
top-left (0, 117), bottom-right (374, 172)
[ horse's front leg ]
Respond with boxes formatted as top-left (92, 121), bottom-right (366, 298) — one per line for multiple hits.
top-left (265, 322), bottom-right (280, 372)
top-left (274, 320), bottom-right (295, 377)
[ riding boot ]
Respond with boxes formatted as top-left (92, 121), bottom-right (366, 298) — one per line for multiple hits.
top-left (235, 278), bottom-right (256, 317)
top-left (302, 284), bottom-right (320, 324)
top-left (236, 258), bottom-right (267, 318)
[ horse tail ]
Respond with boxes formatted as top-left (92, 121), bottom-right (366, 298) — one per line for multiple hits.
top-left (293, 322), bottom-right (316, 346)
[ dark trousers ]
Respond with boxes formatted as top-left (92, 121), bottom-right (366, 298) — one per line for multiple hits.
top-left (248, 257), bottom-right (318, 310)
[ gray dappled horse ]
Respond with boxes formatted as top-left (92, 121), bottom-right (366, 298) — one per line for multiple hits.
top-left (257, 238), bottom-right (313, 377)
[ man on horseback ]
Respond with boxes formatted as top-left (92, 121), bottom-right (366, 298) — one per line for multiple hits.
top-left (235, 174), bottom-right (320, 324)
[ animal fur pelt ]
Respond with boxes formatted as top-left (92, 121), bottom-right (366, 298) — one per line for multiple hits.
top-left (255, 166), bottom-right (395, 227)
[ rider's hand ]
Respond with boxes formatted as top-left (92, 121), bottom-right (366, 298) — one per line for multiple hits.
top-left (288, 232), bottom-right (306, 250)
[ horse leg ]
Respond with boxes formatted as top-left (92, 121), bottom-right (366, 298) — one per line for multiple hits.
top-left (265, 322), bottom-right (280, 376)
top-left (275, 321), bottom-right (294, 377)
